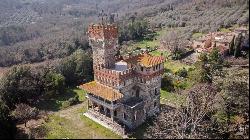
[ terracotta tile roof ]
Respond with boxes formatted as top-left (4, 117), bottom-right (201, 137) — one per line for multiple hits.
top-left (124, 53), bottom-right (165, 68)
top-left (80, 81), bottom-right (123, 101)
top-left (217, 45), bottom-right (228, 53)
top-left (204, 38), bottom-right (212, 48)
top-left (207, 45), bottom-right (228, 54)
top-left (139, 53), bottom-right (165, 67)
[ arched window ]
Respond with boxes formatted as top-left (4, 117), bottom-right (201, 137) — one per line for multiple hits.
top-left (136, 89), bottom-right (140, 97)
top-left (155, 88), bottom-right (158, 95)
top-left (154, 102), bottom-right (157, 107)
top-left (123, 113), bottom-right (127, 120)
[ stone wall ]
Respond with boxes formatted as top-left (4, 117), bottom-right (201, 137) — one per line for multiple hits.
top-left (115, 74), bottom-right (162, 129)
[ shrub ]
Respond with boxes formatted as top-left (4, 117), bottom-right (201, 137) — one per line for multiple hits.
top-left (29, 125), bottom-right (48, 139)
top-left (175, 68), bottom-right (188, 78)
top-left (68, 95), bottom-right (79, 106)
top-left (161, 74), bottom-right (175, 92)
top-left (61, 101), bottom-right (70, 109)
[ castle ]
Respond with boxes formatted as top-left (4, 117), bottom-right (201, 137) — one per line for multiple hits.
top-left (80, 22), bottom-right (165, 134)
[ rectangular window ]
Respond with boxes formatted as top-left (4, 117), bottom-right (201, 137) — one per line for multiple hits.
top-left (141, 67), bottom-right (143, 71)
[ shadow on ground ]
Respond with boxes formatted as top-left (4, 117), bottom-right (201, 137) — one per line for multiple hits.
top-left (34, 88), bottom-right (81, 111)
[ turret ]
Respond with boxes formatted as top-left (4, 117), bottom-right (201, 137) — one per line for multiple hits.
top-left (87, 23), bottom-right (119, 68)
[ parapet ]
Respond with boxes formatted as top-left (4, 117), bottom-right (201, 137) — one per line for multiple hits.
top-left (88, 23), bottom-right (118, 40)
top-left (94, 65), bottom-right (135, 82)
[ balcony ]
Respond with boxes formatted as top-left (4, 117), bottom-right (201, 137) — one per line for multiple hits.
top-left (122, 97), bottom-right (144, 109)
top-left (87, 93), bottom-right (121, 109)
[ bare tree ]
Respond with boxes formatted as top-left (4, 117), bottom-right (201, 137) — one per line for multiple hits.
top-left (161, 30), bottom-right (179, 53)
top-left (161, 30), bottom-right (187, 60)
top-left (11, 103), bottom-right (39, 127)
top-left (145, 83), bottom-right (220, 139)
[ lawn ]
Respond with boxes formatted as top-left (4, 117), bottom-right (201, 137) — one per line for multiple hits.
top-left (192, 32), bottom-right (204, 39)
top-left (35, 87), bottom-right (87, 111)
top-left (219, 28), bottom-right (231, 33)
top-left (128, 28), bottom-right (166, 50)
top-left (150, 50), bottom-right (169, 57)
top-left (150, 49), bottom-right (194, 74)
top-left (131, 39), bottom-right (160, 49)
top-left (39, 87), bottom-right (121, 139)
top-left (160, 89), bottom-right (186, 107)
top-left (43, 113), bottom-right (121, 139)
top-left (164, 59), bottom-right (194, 73)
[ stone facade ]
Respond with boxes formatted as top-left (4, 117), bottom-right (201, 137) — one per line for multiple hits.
top-left (80, 22), bottom-right (165, 131)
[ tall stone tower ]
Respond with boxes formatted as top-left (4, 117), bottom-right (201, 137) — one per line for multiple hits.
top-left (87, 23), bottom-right (118, 68)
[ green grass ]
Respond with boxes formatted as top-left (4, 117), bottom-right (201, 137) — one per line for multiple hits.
top-left (44, 115), bottom-right (75, 139)
top-left (66, 88), bottom-right (87, 102)
top-left (43, 114), bottom-right (121, 139)
top-left (164, 60), bottom-right (194, 73)
top-left (219, 28), bottom-right (231, 33)
top-left (174, 79), bottom-right (194, 90)
top-left (192, 32), bottom-right (204, 39)
top-left (150, 50), bottom-right (169, 57)
top-left (38, 86), bottom-right (121, 139)
top-left (36, 87), bottom-right (87, 111)
top-left (160, 89), bottom-right (186, 107)
top-left (80, 115), bottom-right (122, 139)
top-left (128, 28), bottom-right (166, 50)
top-left (150, 49), bottom-right (194, 74)
top-left (132, 39), bottom-right (160, 49)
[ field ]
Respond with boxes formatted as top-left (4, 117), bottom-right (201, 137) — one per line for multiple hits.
top-left (38, 87), bottom-right (187, 139)
top-left (43, 103), bottom-right (121, 139)
top-left (192, 32), bottom-right (204, 39)
top-left (160, 90), bottom-right (186, 107)
top-left (35, 87), bottom-right (87, 111)
top-left (29, 87), bottom-right (122, 139)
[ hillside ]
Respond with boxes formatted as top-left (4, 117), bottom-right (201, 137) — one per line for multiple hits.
top-left (0, 0), bottom-right (248, 67)
top-left (0, 0), bottom-right (249, 139)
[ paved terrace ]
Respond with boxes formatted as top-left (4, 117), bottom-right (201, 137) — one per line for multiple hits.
top-left (84, 109), bottom-right (128, 138)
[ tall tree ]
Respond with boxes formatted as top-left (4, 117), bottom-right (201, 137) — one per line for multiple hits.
top-left (145, 84), bottom-right (220, 139)
top-left (0, 100), bottom-right (16, 139)
top-left (45, 72), bottom-right (65, 94)
top-left (0, 66), bottom-right (39, 108)
top-left (214, 68), bottom-right (249, 139)
top-left (234, 33), bottom-right (243, 57)
top-left (208, 47), bottom-right (224, 76)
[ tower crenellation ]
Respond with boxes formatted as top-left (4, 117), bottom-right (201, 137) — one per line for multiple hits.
top-left (88, 23), bottom-right (118, 68)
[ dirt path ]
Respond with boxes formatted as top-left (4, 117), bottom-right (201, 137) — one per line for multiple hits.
top-left (17, 101), bottom-right (120, 139)
top-left (16, 103), bottom-right (86, 139)
top-left (54, 103), bottom-right (87, 131)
